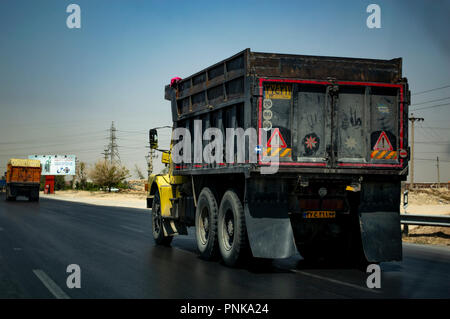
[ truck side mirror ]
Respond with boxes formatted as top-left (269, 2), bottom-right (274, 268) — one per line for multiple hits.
top-left (149, 129), bottom-right (158, 149)
top-left (161, 151), bottom-right (170, 164)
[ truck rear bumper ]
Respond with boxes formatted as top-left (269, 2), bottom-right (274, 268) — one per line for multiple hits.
top-left (244, 177), bottom-right (402, 262)
top-left (7, 183), bottom-right (40, 197)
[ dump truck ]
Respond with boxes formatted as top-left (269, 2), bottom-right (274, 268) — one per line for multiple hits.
top-left (147, 49), bottom-right (410, 267)
top-left (5, 159), bottom-right (42, 201)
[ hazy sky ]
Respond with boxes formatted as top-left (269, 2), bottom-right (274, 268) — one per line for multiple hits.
top-left (0, 0), bottom-right (449, 182)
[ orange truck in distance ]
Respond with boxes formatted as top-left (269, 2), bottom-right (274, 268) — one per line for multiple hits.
top-left (5, 159), bottom-right (41, 202)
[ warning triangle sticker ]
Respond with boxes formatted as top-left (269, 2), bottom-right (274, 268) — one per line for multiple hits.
top-left (373, 131), bottom-right (393, 151)
top-left (267, 128), bottom-right (287, 148)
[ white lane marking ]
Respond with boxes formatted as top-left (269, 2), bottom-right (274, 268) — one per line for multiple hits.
top-left (13, 247), bottom-right (22, 251)
top-left (32, 269), bottom-right (70, 299)
top-left (120, 225), bottom-right (144, 233)
top-left (292, 269), bottom-right (380, 294)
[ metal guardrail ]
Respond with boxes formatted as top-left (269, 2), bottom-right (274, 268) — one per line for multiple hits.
top-left (404, 182), bottom-right (450, 190)
top-left (400, 214), bottom-right (450, 227)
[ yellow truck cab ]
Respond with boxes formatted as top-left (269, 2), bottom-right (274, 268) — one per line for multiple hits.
top-left (146, 130), bottom-right (188, 245)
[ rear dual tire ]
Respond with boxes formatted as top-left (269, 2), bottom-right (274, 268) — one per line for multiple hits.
top-left (195, 188), bottom-right (249, 267)
top-left (29, 196), bottom-right (39, 202)
top-left (217, 190), bottom-right (248, 267)
top-left (5, 186), bottom-right (16, 201)
top-left (29, 188), bottom-right (40, 202)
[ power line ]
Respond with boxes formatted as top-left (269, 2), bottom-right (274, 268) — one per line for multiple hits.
top-left (437, 156), bottom-right (441, 187)
top-left (409, 115), bottom-right (424, 189)
top-left (420, 126), bottom-right (450, 130)
top-left (117, 130), bottom-right (147, 135)
top-left (415, 158), bottom-right (450, 163)
top-left (418, 123), bottom-right (446, 141)
top-left (412, 85), bottom-right (450, 96)
top-left (417, 151), bottom-right (450, 154)
top-left (120, 146), bottom-right (145, 150)
top-left (6, 147), bottom-right (107, 158)
top-left (411, 102), bottom-right (450, 111)
top-left (417, 124), bottom-right (439, 141)
top-left (415, 141), bottom-right (450, 145)
top-left (426, 119), bottom-right (450, 123)
top-left (411, 96), bottom-right (450, 106)
top-left (0, 130), bottom-right (107, 146)
top-left (0, 140), bottom-right (106, 153)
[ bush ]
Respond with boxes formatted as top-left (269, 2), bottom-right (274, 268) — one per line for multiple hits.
top-left (55, 176), bottom-right (66, 190)
top-left (88, 160), bottom-right (130, 192)
top-left (85, 182), bottom-right (100, 191)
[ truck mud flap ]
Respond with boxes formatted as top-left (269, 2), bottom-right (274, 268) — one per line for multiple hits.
top-left (244, 178), bottom-right (297, 259)
top-left (358, 181), bottom-right (402, 262)
top-left (359, 211), bottom-right (402, 262)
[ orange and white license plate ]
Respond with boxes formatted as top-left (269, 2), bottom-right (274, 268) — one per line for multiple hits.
top-left (303, 211), bottom-right (336, 219)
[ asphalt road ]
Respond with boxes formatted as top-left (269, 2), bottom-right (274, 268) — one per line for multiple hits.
top-left (0, 193), bottom-right (449, 299)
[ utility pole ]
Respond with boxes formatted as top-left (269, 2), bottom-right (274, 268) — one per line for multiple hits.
top-left (437, 156), bottom-right (441, 188)
top-left (101, 148), bottom-right (110, 161)
top-left (408, 114), bottom-right (424, 190)
top-left (72, 158), bottom-right (79, 189)
top-left (145, 148), bottom-right (156, 177)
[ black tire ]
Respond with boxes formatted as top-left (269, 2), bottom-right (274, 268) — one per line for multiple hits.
top-left (5, 186), bottom-right (15, 201)
top-left (347, 219), bottom-right (371, 270)
top-left (151, 191), bottom-right (173, 246)
top-left (195, 187), bottom-right (219, 260)
top-left (29, 188), bottom-right (40, 202)
top-left (218, 190), bottom-right (248, 267)
top-left (5, 186), bottom-right (10, 201)
top-left (29, 196), bottom-right (39, 202)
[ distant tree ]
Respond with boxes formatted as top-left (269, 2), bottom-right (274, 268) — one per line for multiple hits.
top-left (88, 160), bottom-right (130, 192)
top-left (76, 161), bottom-right (88, 189)
top-left (55, 175), bottom-right (66, 190)
top-left (39, 175), bottom-right (45, 191)
top-left (134, 164), bottom-right (145, 179)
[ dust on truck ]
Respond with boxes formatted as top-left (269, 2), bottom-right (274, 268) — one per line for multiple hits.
top-left (147, 49), bottom-right (410, 267)
top-left (5, 159), bottom-right (42, 201)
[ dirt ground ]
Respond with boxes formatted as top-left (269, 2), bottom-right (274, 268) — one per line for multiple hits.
top-left (402, 226), bottom-right (450, 246)
top-left (400, 188), bottom-right (450, 246)
top-left (42, 185), bottom-right (450, 246)
top-left (40, 189), bottom-right (147, 209)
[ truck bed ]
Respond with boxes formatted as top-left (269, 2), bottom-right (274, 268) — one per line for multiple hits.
top-left (6, 159), bottom-right (41, 184)
top-left (165, 49), bottom-right (409, 177)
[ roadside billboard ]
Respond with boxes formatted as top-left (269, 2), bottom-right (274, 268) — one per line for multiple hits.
top-left (28, 155), bottom-right (76, 176)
